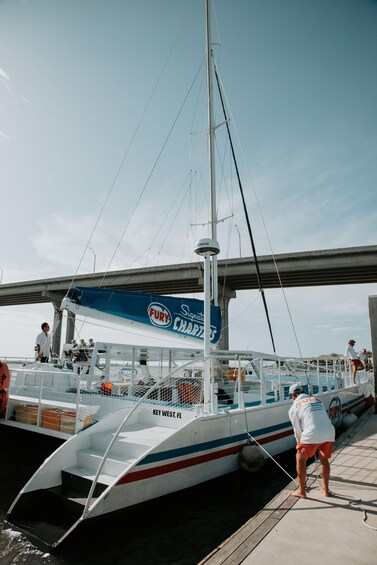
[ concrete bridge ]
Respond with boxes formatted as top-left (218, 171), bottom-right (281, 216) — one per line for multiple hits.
top-left (0, 245), bottom-right (376, 354)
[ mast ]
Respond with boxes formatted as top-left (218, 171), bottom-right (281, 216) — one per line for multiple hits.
top-left (205, 0), bottom-right (218, 307)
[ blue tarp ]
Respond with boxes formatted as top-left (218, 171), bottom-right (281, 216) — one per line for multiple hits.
top-left (68, 287), bottom-right (222, 344)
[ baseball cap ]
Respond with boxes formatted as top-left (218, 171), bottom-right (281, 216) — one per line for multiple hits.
top-left (289, 383), bottom-right (303, 395)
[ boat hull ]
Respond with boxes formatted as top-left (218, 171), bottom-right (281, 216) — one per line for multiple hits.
top-left (86, 385), bottom-right (368, 517)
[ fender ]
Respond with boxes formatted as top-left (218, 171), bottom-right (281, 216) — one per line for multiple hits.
top-left (100, 381), bottom-right (113, 396)
top-left (0, 361), bottom-right (10, 415)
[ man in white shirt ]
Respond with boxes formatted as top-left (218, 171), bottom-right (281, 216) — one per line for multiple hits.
top-left (35, 322), bottom-right (51, 363)
top-left (288, 383), bottom-right (335, 499)
top-left (344, 338), bottom-right (364, 384)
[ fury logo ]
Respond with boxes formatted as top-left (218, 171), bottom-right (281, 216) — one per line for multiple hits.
top-left (148, 303), bottom-right (172, 327)
top-left (328, 396), bottom-right (342, 427)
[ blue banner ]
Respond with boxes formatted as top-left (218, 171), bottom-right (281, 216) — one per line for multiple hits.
top-left (68, 287), bottom-right (222, 344)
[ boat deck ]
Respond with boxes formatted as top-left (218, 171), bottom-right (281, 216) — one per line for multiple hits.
top-left (200, 406), bottom-right (377, 565)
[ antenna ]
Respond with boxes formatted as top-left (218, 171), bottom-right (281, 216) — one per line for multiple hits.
top-left (195, 237), bottom-right (220, 413)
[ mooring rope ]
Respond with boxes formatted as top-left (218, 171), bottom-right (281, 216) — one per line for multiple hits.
top-left (310, 453), bottom-right (377, 531)
top-left (224, 409), bottom-right (298, 486)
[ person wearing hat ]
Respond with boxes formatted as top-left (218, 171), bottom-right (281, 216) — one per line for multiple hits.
top-left (288, 383), bottom-right (335, 499)
top-left (344, 339), bottom-right (364, 384)
top-left (358, 348), bottom-right (368, 371)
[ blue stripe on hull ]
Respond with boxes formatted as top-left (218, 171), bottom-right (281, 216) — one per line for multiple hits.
top-left (140, 420), bottom-right (293, 465)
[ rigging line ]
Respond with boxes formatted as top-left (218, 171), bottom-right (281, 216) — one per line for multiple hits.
top-left (143, 250), bottom-right (163, 268)
top-left (157, 177), bottom-right (195, 259)
top-left (221, 292), bottom-right (260, 339)
top-left (190, 130), bottom-right (232, 237)
top-left (212, 55), bottom-right (276, 354)
top-left (217, 152), bottom-right (237, 309)
top-left (213, 64), bottom-right (304, 359)
top-left (99, 61), bottom-right (205, 287)
top-left (212, 135), bottom-right (236, 306)
top-left (81, 245), bottom-right (160, 300)
top-left (217, 216), bottom-right (235, 310)
top-left (103, 247), bottom-right (163, 290)
top-left (103, 171), bottom-right (195, 285)
top-left (213, 126), bottom-right (233, 221)
top-left (146, 171), bottom-right (192, 259)
top-left (189, 68), bottom-right (210, 218)
top-left (189, 60), bottom-right (206, 136)
top-left (65, 7), bottom-right (192, 297)
top-left (182, 171), bottom-right (197, 264)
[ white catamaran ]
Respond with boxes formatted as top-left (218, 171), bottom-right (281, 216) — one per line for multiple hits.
top-left (3, 0), bottom-right (373, 551)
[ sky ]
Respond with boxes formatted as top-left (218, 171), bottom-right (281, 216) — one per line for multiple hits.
top-left (0, 0), bottom-right (376, 359)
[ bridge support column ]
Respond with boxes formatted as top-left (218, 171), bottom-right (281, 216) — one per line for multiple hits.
top-left (65, 311), bottom-right (75, 345)
top-left (368, 294), bottom-right (377, 412)
top-left (52, 306), bottom-right (62, 360)
top-left (218, 285), bottom-right (236, 351)
top-left (44, 291), bottom-right (65, 361)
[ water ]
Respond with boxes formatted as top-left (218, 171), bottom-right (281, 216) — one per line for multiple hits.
top-left (0, 426), bottom-right (296, 564)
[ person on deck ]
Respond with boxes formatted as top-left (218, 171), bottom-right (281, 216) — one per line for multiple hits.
top-left (358, 348), bottom-right (368, 371)
top-left (35, 322), bottom-right (51, 363)
top-left (288, 383), bottom-right (335, 499)
top-left (345, 339), bottom-right (363, 384)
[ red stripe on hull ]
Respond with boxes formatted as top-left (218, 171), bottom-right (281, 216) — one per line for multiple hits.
top-left (117, 428), bottom-right (294, 485)
top-left (346, 396), bottom-right (370, 412)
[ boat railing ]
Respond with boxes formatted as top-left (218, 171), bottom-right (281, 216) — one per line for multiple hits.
top-left (3, 352), bottom-right (360, 436)
top-left (295, 357), bottom-right (365, 390)
top-left (97, 366), bottom-right (204, 408)
top-left (4, 365), bottom-right (100, 434)
top-left (1, 356), bottom-right (35, 366)
top-left (211, 352), bottom-right (356, 406)
top-left (4, 359), bottom-right (207, 435)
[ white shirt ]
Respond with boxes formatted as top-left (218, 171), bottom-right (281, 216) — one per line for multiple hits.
top-left (288, 393), bottom-right (335, 444)
top-left (358, 352), bottom-right (367, 363)
top-left (345, 344), bottom-right (358, 360)
top-left (36, 331), bottom-right (51, 357)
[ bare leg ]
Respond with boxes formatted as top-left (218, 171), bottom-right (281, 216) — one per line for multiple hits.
top-left (319, 453), bottom-right (331, 496)
top-left (291, 450), bottom-right (307, 498)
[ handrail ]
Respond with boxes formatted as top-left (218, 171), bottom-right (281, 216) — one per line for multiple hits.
top-left (6, 365), bottom-right (82, 429)
top-left (82, 354), bottom-right (208, 517)
top-left (0, 356), bottom-right (34, 364)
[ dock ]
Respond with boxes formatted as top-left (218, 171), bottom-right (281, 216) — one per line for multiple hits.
top-left (200, 406), bottom-right (377, 565)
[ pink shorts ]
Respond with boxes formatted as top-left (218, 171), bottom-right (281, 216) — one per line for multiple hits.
top-left (297, 441), bottom-right (334, 459)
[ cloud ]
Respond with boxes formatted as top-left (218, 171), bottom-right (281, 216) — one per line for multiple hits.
top-left (237, 137), bottom-right (377, 255)
top-left (0, 131), bottom-right (10, 141)
top-left (0, 67), bottom-right (12, 97)
top-left (32, 213), bottom-right (116, 273)
top-left (0, 303), bottom-right (52, 358)
top-left (227, 283), bottom-right (375, 357)
top-left (330, 325), bottom-right (365, 334)
top-left (0, 65), bottom-right (30, 103)
top-left (30, 209), bottom-right (190, 276)
top-left (0, 67), bottom-right (10, 81)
